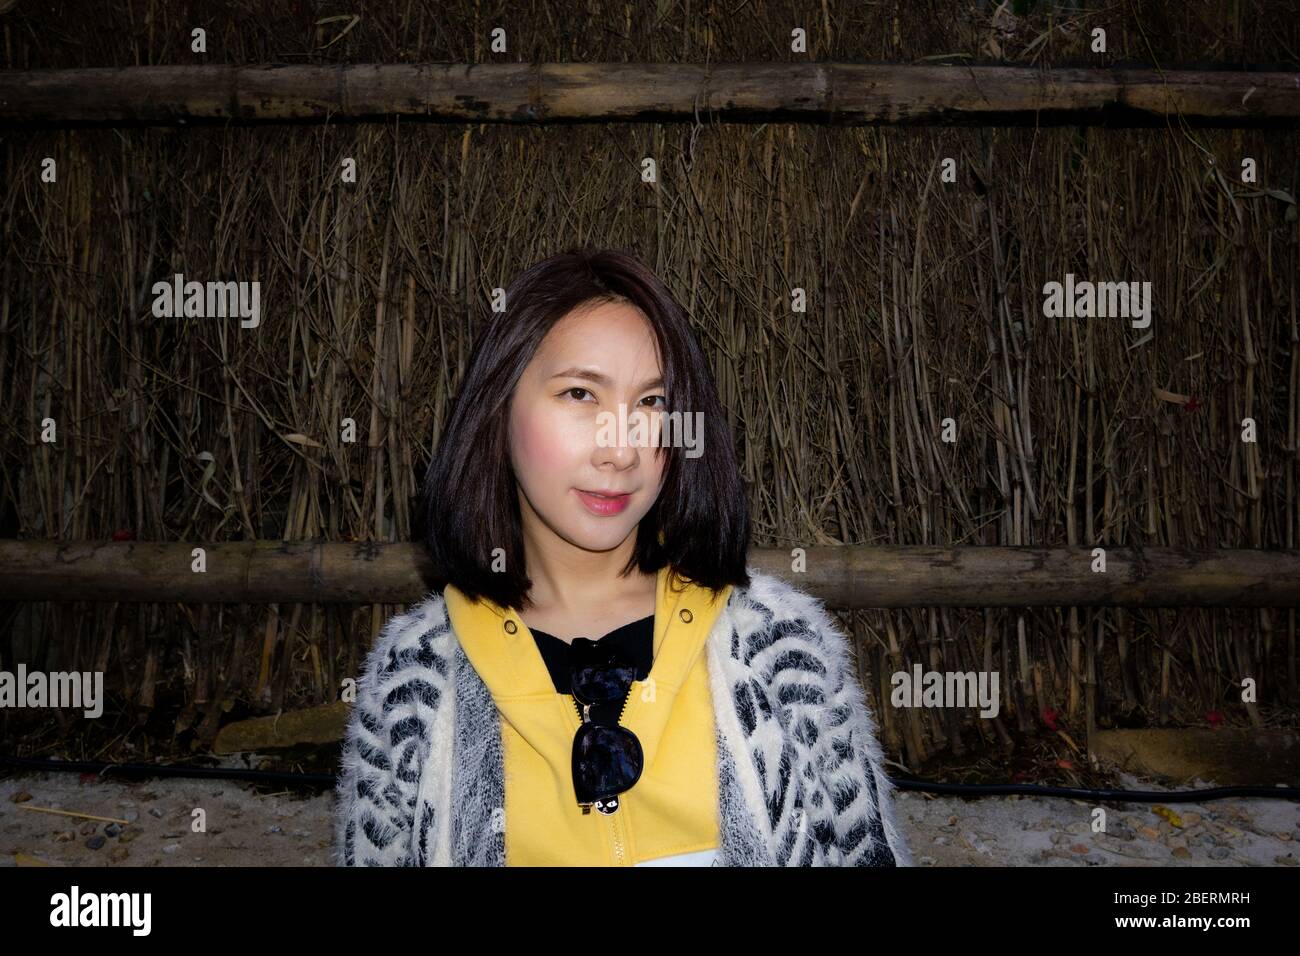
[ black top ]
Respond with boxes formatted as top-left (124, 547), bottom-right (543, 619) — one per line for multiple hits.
top-left (528, 614), bottom-right (654, 724)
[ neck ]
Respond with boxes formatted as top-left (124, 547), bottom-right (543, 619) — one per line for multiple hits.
top-left (520, 529), bottom-right (654, 615)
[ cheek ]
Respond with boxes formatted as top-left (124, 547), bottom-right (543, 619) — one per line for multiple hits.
top-left (651, 447), bottom-right (669, 484)
top-left (636, 452), bottom-right (669, 512)
top-left (510, 403), bottom-right (580, 485)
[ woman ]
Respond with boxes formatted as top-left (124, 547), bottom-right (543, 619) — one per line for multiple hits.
top-left (334, 248), bottom-right (911, 866)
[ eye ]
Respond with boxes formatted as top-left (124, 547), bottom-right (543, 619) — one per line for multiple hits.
top-left (562, 387), bottom-right (594, 402)
top-left (640, 395), bottom-right (667, 408)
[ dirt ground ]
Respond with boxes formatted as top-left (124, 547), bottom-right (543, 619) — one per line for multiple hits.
top-left (2, 765), bottom-right (1297, 867)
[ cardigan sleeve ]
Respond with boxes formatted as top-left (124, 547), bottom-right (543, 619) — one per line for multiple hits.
top-left (815, 618), bottom-right (913, 867)
top-left (333, 607), bottom-right (429, 866)
top-left (781, 596), bottom-right (912, 867)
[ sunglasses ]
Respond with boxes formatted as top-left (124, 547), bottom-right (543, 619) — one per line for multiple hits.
top-left (568, 637), bottom-right (644, 815)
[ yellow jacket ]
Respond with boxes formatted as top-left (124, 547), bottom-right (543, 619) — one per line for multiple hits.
top-left (444, 565), bottom-right (732, 866)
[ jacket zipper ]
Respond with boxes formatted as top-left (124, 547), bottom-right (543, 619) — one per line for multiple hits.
top-left (569, 694), bottom-right (630, 866)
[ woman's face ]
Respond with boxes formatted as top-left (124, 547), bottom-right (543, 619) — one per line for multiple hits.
top-left (508, 298), bottom-right (668, 557)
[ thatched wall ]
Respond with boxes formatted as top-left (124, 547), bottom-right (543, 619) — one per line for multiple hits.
top-left (1, 1), bottom-right (1297, 771)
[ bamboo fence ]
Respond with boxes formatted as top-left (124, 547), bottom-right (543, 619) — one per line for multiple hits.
top-left (1, 0), bottom-right (1297, 771)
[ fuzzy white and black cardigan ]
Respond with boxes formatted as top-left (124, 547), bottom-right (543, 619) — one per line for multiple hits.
top-left (333, 569), bottom-right (913, 866)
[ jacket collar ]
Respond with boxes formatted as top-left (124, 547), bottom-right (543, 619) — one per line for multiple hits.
top-left (443, 565), bottom-right (732, 775)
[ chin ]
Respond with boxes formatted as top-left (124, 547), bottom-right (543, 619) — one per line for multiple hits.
top-left (559, 514), bottom-right (640, 551)
top-left (569, 526), bottom-right (636, 552)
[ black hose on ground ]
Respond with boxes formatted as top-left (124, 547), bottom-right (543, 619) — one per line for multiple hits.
top-left (0, 754), bottom-right (336, 788)
top-left (3, 753), bottom-right (1296, 801)
top-left (887, 776), bottom-right (1300, 802)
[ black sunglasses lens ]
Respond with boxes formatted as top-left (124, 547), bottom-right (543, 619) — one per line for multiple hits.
top-left (571, 663), bottom-right (636, 704)
top-left (573, 724), bottom-right (642, 796)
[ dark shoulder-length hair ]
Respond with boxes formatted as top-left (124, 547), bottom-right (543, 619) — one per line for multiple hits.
top-left (419, 246), bottom-right (750, 611)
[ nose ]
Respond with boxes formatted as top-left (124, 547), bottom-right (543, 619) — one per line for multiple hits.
top-left (592, 404), bottom-right (660, 468)
top-left (595, 403), bottom-right (665, 463)
top-left (594, 433), bottom-right (641, 469)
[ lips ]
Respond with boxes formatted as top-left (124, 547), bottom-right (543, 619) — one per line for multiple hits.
top-left (576, 489), bottom-right (632, 516)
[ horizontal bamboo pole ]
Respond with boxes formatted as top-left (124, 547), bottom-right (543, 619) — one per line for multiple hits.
top-left (1, 540), bottom-right (1297, 607)
top-left (0, 63), bottom-right (1297, 127)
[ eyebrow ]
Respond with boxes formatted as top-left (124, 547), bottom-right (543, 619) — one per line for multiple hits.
top-left (549, 367), bottom-right (665, 392)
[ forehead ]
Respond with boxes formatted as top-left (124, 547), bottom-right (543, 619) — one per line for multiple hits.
top-left (534, 299), bottom-right (662, 368)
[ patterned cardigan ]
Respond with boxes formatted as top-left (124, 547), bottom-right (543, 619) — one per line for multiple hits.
top-left (333, 568), bottom-right (913, 866)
